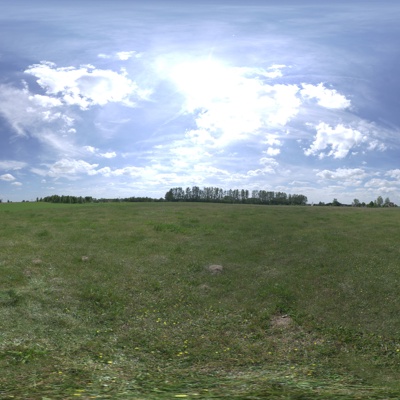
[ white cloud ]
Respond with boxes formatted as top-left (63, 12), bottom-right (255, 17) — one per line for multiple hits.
top-left (116, 51), bottom-right (138, 61)
top-left (364, 178), bottom-right (389, 188)
top-left (11, 182), bottom-right (22, 186)
top-left (367, 140), bottom-right (387, 151)
top-left (262, 64), bottom-right (287, 78)
top-left (0, 84), bottom-right (78, 157)
top-left (305, 122), bottom-right (364, 159)
top-left (247, 157), bottom-right (279, 176)
top-left (25, 62), bottom-right (151, 110)
top-left (386, 169), bottom-right (400, 180)
top-left (247, 166), bottom-right (275, 176)
top-left (170, 144), bottom-right (210, 162)
top-left (316, 168), bottom-right (367, 186)
top-left (0, 174), bottom-right (16, 181)
top-left (0, 161), bottom-right (27, 170)
top-left (300, 83), bottom-right (351, 109)
top-left (264, 134), bottom-right (282, 146)
top-left (46, 159), bottom-right (99, 178)
top-left (99, 151), bottom-right (117, 159)
top-left (237, 64), bottom-right (287, 79)
top-left (95, 165), bottom-right (176, 186)
top-left (95, 167), bottom-right (112, 177)
top-left (98, 51), bottom-right (141, 61)
top-left (364, 170), bottom-right (400, 191)
top-left (29, 94), bottom-right (63, 108)
top-left (364, 177), bottom-right (400, 193)
top-left (83, 147), bottom-right (116, 158)
top-left (0, 85), bottom-right (39, 136)
top-left (266, 147), bottom-right (280, 156)
top-left (84, 146), bottom-right (98, 154)
top-left (169, 60), bottom-right (301, 147)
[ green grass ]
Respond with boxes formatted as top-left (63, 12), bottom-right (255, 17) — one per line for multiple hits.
top-left (1, 202), bottom-right (400, 399)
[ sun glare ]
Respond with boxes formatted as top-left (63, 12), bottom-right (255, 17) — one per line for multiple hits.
top-left (170, 58), bottom-right (234, 109)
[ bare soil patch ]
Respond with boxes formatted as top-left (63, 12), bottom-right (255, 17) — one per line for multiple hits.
top-left (270, 314), bottom-right (292, 328)
top-left (208, 264), bottom-right (223, 274)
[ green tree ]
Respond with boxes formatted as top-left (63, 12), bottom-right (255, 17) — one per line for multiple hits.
top-left (376, 196), bottom-right (383, 207)
top-left (165, 189), bottom-right (174, 201)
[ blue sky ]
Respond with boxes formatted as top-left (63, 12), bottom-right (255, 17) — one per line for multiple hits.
top-left (1, 0), bottom-right (400, 203)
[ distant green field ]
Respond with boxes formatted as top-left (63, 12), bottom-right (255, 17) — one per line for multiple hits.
top-left (1, 202), bottom-right (400, 399)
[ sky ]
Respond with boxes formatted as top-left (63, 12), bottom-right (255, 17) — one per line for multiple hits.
top-left (0, 0), bottom-right (400, 204)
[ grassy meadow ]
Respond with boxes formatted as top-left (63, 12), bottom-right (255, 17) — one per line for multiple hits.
top-left (1, 201), bottom-right (400, 399)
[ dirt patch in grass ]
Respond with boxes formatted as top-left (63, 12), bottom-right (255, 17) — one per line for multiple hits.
top-left (270, 314), bottom-right (292, 328)
top-left (208, 264), bottom-right (223, 274)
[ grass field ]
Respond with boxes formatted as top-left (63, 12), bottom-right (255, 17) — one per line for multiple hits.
top-left (1, 202), bottom-right (400, 399)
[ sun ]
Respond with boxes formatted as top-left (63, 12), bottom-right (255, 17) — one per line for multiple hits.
top-left (169, 58), bottom-right (234, 109)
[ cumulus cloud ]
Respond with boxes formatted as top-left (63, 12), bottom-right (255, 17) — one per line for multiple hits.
top-left (83, 146), bottom-right (116, 158)
top-left (247, 157), bottom-right (279, 176)
top-left (116, 51), bottom-right (139, 60)
top-left (316, 168), bottom-right (367, 186)
top-left (364, 178), bottom-right (389, 188)
top-left (99, 151), bottom-right (117, 159)
top-left (45, 159), bottom-right (99, 178)
top-left (266, 147), bottom-right (280, 156)
top-left (84, 146), bottom-right (98, 154)
top-left (28, 94), bottom-right (63, 108)
top-left (11, 182), bottom-right (22, 186)
top-left (170, 61), bottom-right (301, 147)
top-left (0, 173), bottom-right (16, 181)
top-left (264, 134), bottom-right (282, 146)
top-left (305, 122), bottom-right (365, 159)
top-left (364, 177), bottom-right (400, 194)
top-left (25, 62), bottom-right (151, 110)
top-left (168, 61), bottom-right (356, 161)
top-left (386, 169), bottom-right (400, 180)
top-left (363, 171), bottom-right (400, 194)
top-left (300, 83), bottom-right (351, 109)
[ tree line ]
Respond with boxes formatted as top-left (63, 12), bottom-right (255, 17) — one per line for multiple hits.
top-left (7, 191), bottom-right (394, 207)
top-left (315, 196), bottom-right (397, 207)
top-left (164, 186), bottom-right (308, 205)
top-left (38, 195), bottom-right (163, 204)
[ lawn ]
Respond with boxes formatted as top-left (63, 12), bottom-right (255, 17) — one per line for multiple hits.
top-left (1, 202), bottom-right (400, 399)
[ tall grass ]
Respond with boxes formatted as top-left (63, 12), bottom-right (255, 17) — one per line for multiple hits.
top-left (1, 202), bottom-right (400, 399)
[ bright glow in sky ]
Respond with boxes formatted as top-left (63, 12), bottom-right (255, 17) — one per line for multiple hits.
top-left (1, 0), bottom-right (400, 203)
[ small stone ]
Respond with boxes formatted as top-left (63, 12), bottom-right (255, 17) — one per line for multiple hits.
top-left (81, 256), bottom-right (89, 261)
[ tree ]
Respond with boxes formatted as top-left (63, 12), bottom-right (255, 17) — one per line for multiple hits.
top-left (332, 198), bottom-right (341, 206)
top-left (384, 197), bottom-right (391, 206)
top-left (376, 196), bottom-right (383, 207)
top-left (352, 198), bottom-right (361, 207)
